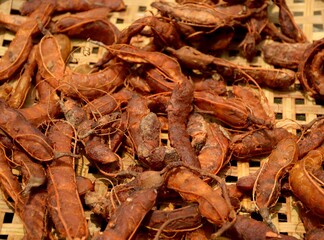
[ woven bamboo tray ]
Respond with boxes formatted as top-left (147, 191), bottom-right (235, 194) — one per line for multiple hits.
top-left (0, 0), bottom-right (323, 239)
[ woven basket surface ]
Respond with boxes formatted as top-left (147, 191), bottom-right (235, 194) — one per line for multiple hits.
top-left (0, 0), bottom-right (323, 239)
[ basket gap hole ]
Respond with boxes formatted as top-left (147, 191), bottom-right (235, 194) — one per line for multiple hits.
top-left (228, 50), bottom-right (239, 57)
top-left (313, 24), bottom-right (323, 32)
top-left (274, 97), bottom-right (282, 104)
top-left (0, 235), bottom-right (8, 240)
top-left (138, 6), bottom-right (147, 12)
top-left (3, 212), bottom-right (14, 223)
top-left (278, 196), bottom-right (286, 203)
top-left (72, 46), bottom-right (81, 53)
top-left (2, 40), bottom-right (11, 47)
top-left (275, 112), bottom-right (283, 119)
top-left (116, 18), bottom-right (124, 24)
top-left (293, 11), bottom-right (303, 16)
top-left (255, 50), bottom-right (262, 57)
top-left (296, 113), bottom-right (306, 121)
top-left (225, 175), bottom-right (238, 183)
top-left (314, 10), bottom-right (322, 16)
top-left (100, 220), bottom-right (108, 231)
top-left (10, 9), bottom-right (20, 15)
top-left (295, 98), bottom-right (304, 105)
top-left (230, 160), bottom-right (237, 167)
top-left (249, 161), bottom-right (261, 168)
top-left (278, 213), bottom-right (287, 222)
top-left (251, 212), bottom-right (263, 221)
top-left (296, 129), bottom-right (302, 137)
top-left (315, 98), bottom-right (324, 105)
top-left (88, 165), bottom-right (98, 174)
top-left (92, 47), bottom-right (99, 54)
top-left (161, 138), bottom-right (168, 146)
top-left (293, 0), bottom-right (304, 3)
top-left (294, 83), bottom-right (301, 91)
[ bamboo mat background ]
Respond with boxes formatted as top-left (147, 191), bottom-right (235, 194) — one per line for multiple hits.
top-left (0, 0), bottom-right (323, 239)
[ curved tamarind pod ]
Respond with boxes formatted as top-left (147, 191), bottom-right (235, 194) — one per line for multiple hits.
top-left (151, 1), bottom-right (263, 28)
top-left (225, 215), bottom-right (298, 240)
top-left (166, 167), bottom-right (231, 226)
top-left (298, 117), bottom-right (324, 158)
top-left (194, 91), bottom-right (250, 129)
top-left (143, 204), bottom-right (202, 232)
top-left (18, 72), bottom-right (61, 127)
top-left (0, 99), bottom-right (54, 161)
top-left (167, 46), bottom-right (296, 89)
top-left (105, 44), bottom-right (185, 84)
top-left (37, 35), bottom-right (126, 99)
top-left (233, 85), bottom-right (274, 128)
top-left (20, 0), bottom-right (126, 15)
top-left (0, 3), bottom-right (54, 81)
top-left (231, 128), bottom-right (296, 160)
top-left (274, 0), bottom-right (307, 43)
top-left (298, 39), bottom-right (324, 98)
top-left (117, 16), bottom-right (184, 49)
top-left (7, 45), bottom-right (37, 109)
top-left (52, 15), bottom-right (119, 45)
top-left (92, 189), bottom-right (157, 240)
top-left (296, 201), bottom-right (324, 240)
top-left (0, 12), bottom-right (28, 32)
top-left (253, 137), bottom-right (298, 231)
top-left (198, 123), bottom-right (229, 174)
top-left (289, 146), bottom-right (324, 218)
top-left (167, 76), bottom-right (200, 168)
top-left (12, 149), bottom-right (46, 195)
top-left (187, 113), bottom-right (208, 154)
top-left (262, 42), bottom-right (311, 69)
top-left (62, 97), bottom-right (119, 164)
top-left (83, 88), bottom-right (133, 118)
top-left (46, 121), bottom-right (88, 239)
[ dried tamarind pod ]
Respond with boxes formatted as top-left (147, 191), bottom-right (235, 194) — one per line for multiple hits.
top-left (232, 85), bottom-right (274, 127)
top-left (253, 137), bottom-right (298, 231)
top-left (143, 204), bottom-right (202, 233)
top-left (151, 0), bottom-right (262, 28)
top-left (274, 0), bottom-right (307, 43)
top-left (0, 99), bottom-right (54, 161)
top-left (18, 72), bottom-right (61, 127)
top-left (298, 117), bottom-right (324, 158)
top-left (167, 46), bottom-right (296, 89)
top-left (117, 16), bottom-right (184, 49)
top-left (46, 121), bottom-right (88, 239)
top-left (187, 113), bottom-right (208, 153)
top-left (194, 91), bottom-right (250, 129)
top-left (0, 12), bottom-right (28, 32)
top-left (12, 149), bottom-right (46, 195)
top-left (223, 215), bottom-right (298, 240)
top-left (298, 37), bottom-right (324, 98)
top-left (7, 45), bottom-right (38, 109)
top-left (198, 123), bottom-right (229, 174)
top-left (167, 75), bottom-right (200, 168)
top-left (289, 146), bottom-right (324, 218)
top-left (262, 42), bottom-right (311, 69)
top-left (0, 3), bottom-right (54, 81)
top-left (37, 35), bottom-right (126, 99)
top-left (20, 0), bottom-right (126, 15)
top-left (295, 201), bottom-right (324, 240)
top-left (52, 14), bottom-right (120, 45)
top-left (166, 167), bottom-right (232, 226)
top-left (92, 189), bottom-right (157, 240)
top-left (231, 128), bottom-right (296, 160)
top-left (20, 187), bottom-right (48, 240)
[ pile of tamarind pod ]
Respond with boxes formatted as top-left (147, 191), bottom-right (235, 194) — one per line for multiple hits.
top-left (0, 0), bottom-right (323, 239)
